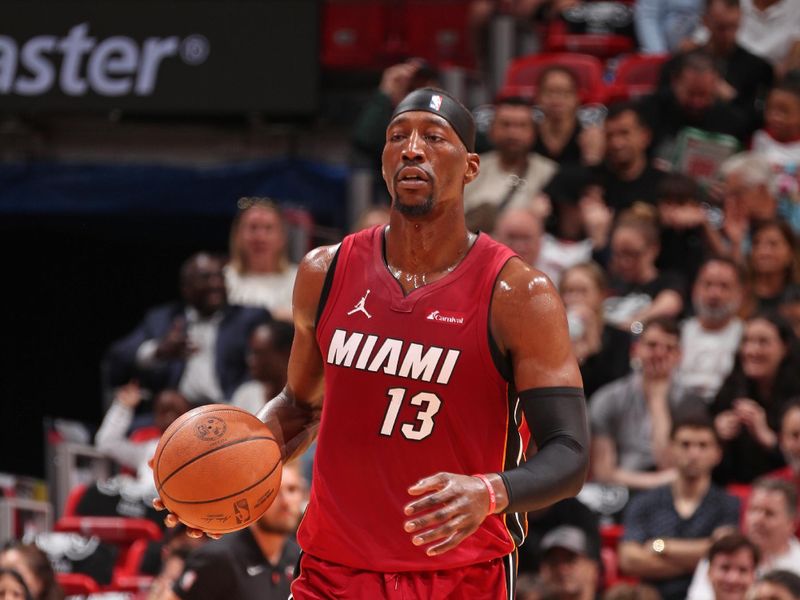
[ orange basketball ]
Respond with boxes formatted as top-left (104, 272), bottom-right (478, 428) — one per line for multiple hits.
top-left (152, 404), bottom-right (282, 534)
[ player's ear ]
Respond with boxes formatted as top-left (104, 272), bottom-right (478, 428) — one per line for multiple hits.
top-left (464, 152), bottom-right (480, 185)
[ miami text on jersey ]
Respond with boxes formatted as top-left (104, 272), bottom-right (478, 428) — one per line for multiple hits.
top-left (326, 328), bottom-right (461, 384)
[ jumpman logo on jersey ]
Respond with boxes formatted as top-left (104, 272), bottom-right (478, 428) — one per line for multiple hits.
top-left (347, 289), bottom-right (372, 319)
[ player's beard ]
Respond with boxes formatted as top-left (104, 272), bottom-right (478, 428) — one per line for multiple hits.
top-left (393, 193), bottom-right (434, 217)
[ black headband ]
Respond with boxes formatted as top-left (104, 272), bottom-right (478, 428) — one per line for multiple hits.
top-left (391, 88), bottom-right (476, 152)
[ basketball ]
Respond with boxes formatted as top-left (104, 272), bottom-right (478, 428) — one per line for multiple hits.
top-left (152, 404), bottom-right (282, 534)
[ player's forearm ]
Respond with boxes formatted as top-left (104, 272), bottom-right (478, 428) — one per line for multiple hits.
top-left (498, 387), bottom-right (589, 513)
top-left (257, 387), bottom-right (320, 463)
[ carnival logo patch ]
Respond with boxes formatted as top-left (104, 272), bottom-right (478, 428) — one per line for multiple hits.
top-left (426, 310), bottom-right (465, 325)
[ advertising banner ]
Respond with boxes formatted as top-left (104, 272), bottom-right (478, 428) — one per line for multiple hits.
top-left (0, 1), bottom-right (319, 114)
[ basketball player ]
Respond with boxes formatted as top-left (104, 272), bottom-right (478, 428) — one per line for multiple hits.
top-left (157, 88), bottom-right (589, 598)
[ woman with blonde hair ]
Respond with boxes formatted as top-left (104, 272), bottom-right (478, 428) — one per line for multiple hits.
top-left (225, 197), bottom-right (298, 321)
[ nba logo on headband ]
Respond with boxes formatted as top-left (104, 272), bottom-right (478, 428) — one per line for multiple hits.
top-left (429, 94), bottom-right (442, 111)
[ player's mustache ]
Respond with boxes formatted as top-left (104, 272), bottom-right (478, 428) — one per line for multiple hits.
top-left (393, 163), bottom-right (435, 183)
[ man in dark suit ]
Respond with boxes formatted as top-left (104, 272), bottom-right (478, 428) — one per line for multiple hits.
top-left (105, 252), bottom-right (270, 404)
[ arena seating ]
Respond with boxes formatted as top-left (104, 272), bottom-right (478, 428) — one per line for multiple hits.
top-left (56, 572), bottom-right (101, 596)
top-left (606, 53), bottom-right (669, 101)
top-left (543, 20), bottom-right (635, 59)
top-left (500, 53), bottom-right (608, 104)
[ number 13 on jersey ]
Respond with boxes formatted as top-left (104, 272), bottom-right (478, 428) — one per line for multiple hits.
top-left (380, 388), bottom-right (442, 441)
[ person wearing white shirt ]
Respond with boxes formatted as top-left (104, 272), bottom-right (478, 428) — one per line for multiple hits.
top-left (687, 479), bottom-right (800, 599)
top-left (225, 198), bottom-right (298, 322)
top-left (736, 0), bottom-right (800, 75)
top-left (679, 258), bottom-right (744, 402)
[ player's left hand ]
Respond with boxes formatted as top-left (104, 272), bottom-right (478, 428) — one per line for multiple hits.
top-left (403, 472), bottom-right (500, 557)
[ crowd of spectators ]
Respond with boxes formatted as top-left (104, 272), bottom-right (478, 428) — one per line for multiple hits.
top-left (3, 0), bottom-right (800, 598)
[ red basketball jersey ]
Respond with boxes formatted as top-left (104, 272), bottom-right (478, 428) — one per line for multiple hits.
top-left (298, 225), bottom-right (526, 572)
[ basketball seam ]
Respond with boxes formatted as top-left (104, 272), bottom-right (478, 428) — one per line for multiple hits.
top-left (160, 457), bottom-right (281, 505)
top-left (156, 435), bottom-right (277, 491)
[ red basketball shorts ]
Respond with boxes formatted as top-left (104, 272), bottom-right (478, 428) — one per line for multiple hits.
top-left (289, 552), bottom-right (516, 600)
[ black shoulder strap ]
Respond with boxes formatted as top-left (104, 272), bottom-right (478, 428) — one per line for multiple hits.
top-left (314, 246), bottom-right (341, 327)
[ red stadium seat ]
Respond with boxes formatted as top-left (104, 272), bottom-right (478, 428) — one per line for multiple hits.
top-left (129, 426), bottom-right (161, 443)
top-left (501, 53), bottom-right (607, 104)
top-left (607, 53), bottom-right (669, 101)
top-left (600, 523), bottom-right (624, 549)
top-left (56, 572), bottom-right (101, 596)
top-left (544, 21), bottom-right (634, 59)
top-left (61, 483), bottom-right (88, 518)
top-left (55, 516), bottom-right (162, 544)
top-left (320, 1), bottom-right (393, 70)
top-left (400, 1), bottom-right (476, 69)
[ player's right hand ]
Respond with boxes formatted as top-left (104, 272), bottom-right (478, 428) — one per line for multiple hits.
top-left (148, 456), bottom-right (221, 540)
top-left (151, 497), bottom-right (222, 540)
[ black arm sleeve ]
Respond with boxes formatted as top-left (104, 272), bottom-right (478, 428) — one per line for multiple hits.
top-left (499, 387), bottom-right (590, 514)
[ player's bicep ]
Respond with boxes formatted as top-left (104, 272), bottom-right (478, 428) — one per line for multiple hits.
top-left (284, 244), bottom-right (339, 407)
top-left (492, 261), bottom-right (582, 391)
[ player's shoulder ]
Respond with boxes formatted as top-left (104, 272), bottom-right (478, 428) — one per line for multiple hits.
top-left (492, 256), bottom-right (558, 308)
top-left (298, 243), bottom-right (341, 279)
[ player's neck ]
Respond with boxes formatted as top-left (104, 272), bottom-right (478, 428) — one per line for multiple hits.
top-left (250, 527), bottom-right (287, 566)
top-left (385, 209), bottom-right (473, 276)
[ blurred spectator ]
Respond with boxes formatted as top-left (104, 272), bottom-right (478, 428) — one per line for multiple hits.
top-left (520, 498), bottom-right (602, 576)
top-left (170, 462), bottom-right (307, 600)
top-left (719, 153), bottom-right (781, 263)
top-left (712, 312), bottom-right (800, 483)
top-left (590, 318), bottom-right (691, 490)
top-left (352, 205), bottom-right (390, 232)
top-left (538, 168), bottom-right (613, 285)
top-left (0, 544), bottom-right (63, 600)
top-left (779, 285), bottom-right (800, 338)
top-left (679, 258), bottom-right (745, 403)
top-left (148, 546), bottom-right (191, 600)
top-left (138, 524), bottom-right (207, 578)
top-left (750, 570), bottom-right (800, 600)
top-left (736, 0), bottom-right (800, 78)
top-left (618, 415), bottom-right (740, 600)
top-left (635, 0), bottom-right (703, 55)
top-left (753, 74), bottom-right (800, 170)
top-left (492, 206), bottom-right (544, 267)
top-left (660, 0), bottom-right (774, 128)
top-left (602, 583), bottom-right (662, 600)
top-left (231, 322), bottom-right (294, 415)
top-left (655, 173), bottom-right (727, 286)
top-left (591, 102), bottom-right (665, 212)
top-left (517, 572), bottom-right (558, 600)
top-left (464, 97), bottom-right (557, 218)
top-left (688, 478), bottom-right (800, 598)
top-left (769, 399), bottom-right (800, 486)
top-left (533, 67), bottom-right (605, 167)
top-left (351, 60), bottom-right (439, 172)
top-left (604, 209), bottom-right (685, 331)
top-left (743, 220), bottom-right (799, 316)
top-left (89, 383), bottom-right (189, 522)
top-left (537, 525), bottom-right (600, 600)
top-left (105, 252), bottom-right (270, 405)
top-left (639, 49), bottom-right (750, 158)
top-left (559, 262), bottom-right (631, 398)
top-left (225, 198), bottom-right (297, 321)
top-left (706, 533), bottom-right (760, 600)
top-left (0, 569), bottom-right (32, 600)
